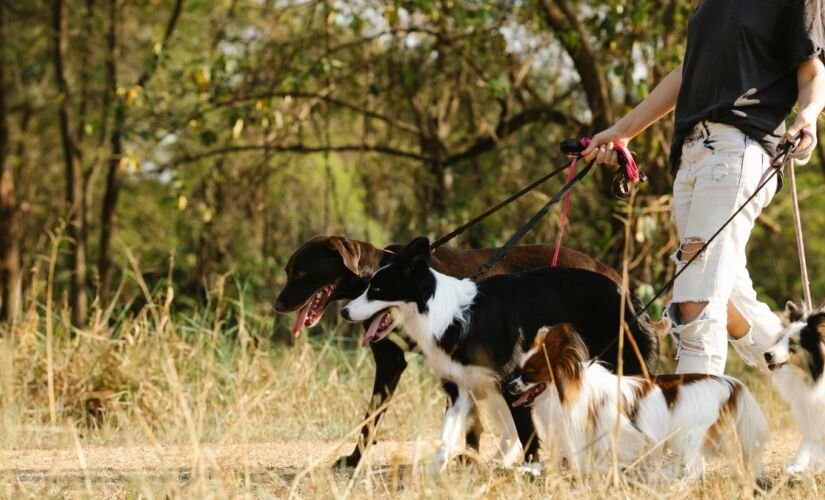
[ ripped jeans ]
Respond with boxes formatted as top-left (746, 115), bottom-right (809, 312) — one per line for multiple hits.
top-left (667, 122), bottom-right (782, 375)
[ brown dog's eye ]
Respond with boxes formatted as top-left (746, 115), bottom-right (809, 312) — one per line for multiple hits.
top-left (296, 271), bottom-right (307, 278)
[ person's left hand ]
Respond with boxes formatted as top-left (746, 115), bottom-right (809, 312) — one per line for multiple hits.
top-left (786, 108), bottom-right (819, 165)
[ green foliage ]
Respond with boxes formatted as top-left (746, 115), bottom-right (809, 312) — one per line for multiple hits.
top-left (1, 0), bottom-right (823, 322)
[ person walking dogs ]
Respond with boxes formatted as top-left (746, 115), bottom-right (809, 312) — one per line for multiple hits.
top-left (583, 0), bottom-right (825, 375)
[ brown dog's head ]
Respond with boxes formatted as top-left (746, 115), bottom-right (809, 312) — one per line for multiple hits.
top-left (507, 324), bottom-right (588, 407)
top-left (274, 236), bottom-right (377, 337)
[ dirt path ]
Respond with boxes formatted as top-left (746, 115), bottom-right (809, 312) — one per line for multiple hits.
top-left (0, 429), bottom-right (801, 483)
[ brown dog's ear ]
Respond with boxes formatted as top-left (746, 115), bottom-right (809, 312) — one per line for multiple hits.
top-left (534, 326), bottom-right (551, 349)
top-left (328, 236), bottom-right (363, 276)
top-left (785, 301), bottom-right (805, 323)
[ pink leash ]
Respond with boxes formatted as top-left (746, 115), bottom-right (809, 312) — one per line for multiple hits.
top-left (550, 151), bottom-right (580, 267)
top-left (551, 138), bottom-right (638, 267)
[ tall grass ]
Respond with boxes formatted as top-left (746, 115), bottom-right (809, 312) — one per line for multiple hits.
top-left (0, 252), bottom-right (821, 498)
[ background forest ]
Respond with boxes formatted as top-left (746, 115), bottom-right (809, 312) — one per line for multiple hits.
top-left (2, 0), bottom-right (823, 335)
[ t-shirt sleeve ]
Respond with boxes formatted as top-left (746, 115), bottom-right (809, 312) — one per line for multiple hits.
top-left (787, 0), bottom-right (825, 66)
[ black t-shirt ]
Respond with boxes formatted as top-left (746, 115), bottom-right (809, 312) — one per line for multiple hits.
top-left (670, 0), bottom-right (825, 173)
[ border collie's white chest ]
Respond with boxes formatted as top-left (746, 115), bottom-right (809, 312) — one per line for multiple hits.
top-left (401, 272), bottom-right (499, 391)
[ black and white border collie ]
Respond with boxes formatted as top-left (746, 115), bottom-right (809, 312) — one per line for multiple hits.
top-left (509, 324), bottom-right (768, 480)
top-left (765, 303), bottom-right (825, 474)
top-left (341, 237), bottom-right (659, 470)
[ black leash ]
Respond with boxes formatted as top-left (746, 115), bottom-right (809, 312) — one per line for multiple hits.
top-left (470, 158), bottom-right (597, 280)
top-left (429, 164), bottom-right (574, 250)
top-left (591, 138), bottom-right (800, 364)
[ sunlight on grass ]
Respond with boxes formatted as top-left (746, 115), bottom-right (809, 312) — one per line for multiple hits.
top-left (0, 264), bottom-right (821, 498)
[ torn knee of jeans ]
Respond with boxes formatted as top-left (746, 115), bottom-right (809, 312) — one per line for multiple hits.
top-left (672, 237), bottom-right (709, 265)
top-left (668, 302), bottom-right (715, 357)
top-left (667, 300), bottom-right (712, 326)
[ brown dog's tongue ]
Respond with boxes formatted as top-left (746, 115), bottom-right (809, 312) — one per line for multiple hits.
top-left (362, 310), bottom-right (390, 347)
top-left (511, 391), bottom-right (532, 408)
top-left (291, 303), bottom-right (313, 337)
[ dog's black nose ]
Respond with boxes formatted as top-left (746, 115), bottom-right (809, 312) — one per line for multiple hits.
top-left (341, 307), bottom-right (351, 321)
top-left (507, 380), bottom-right (520, 394)
top-left (273, 299), bottom-right (285, 312)
top-left (764, 352), bottom-right (773, 363)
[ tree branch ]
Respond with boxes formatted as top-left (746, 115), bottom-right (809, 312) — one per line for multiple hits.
top-left (539, 0), bottom-right (612, 131)
top-left (166, 143), bottom-right (433, 168)
top-left (445, 106), bottom-right (578, 166)
top-left (136, 0), bottom-right (185, 88)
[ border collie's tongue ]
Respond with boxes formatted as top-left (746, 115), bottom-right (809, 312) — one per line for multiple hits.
top-left (362, 310), bottom-right (391, 347)
top-left (291, 303), bottom-right (313, 338)
top-left (511, 391), bottom-right (533, 408)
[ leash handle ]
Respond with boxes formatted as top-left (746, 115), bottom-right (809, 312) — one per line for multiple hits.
top-left (614, 143), bottom-right (639, 182)
top-left (563, 137), bottom-right (642, 200)
top-left (789, 129), bottom-right (816, 159)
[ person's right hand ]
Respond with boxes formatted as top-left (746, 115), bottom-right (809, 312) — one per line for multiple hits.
top-left (581, 126), bottom-right (631, 167)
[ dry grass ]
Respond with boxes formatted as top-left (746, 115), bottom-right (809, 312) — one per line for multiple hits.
top-left (1, 261), bottom-right (824, 498)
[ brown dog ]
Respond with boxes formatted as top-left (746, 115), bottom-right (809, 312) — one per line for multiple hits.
top-left (274, 235), bottom-right (621, 467)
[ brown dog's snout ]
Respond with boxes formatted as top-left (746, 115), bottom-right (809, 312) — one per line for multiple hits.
top-left (507, 379), bottom-right (521, 395)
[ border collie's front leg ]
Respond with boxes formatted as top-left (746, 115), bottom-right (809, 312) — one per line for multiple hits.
top-left (443, 382), bottom-right (483, 462)
top-left (436, 386), bottom-right (475, 471)
top-left (335, 338), bottom-right (407, 468)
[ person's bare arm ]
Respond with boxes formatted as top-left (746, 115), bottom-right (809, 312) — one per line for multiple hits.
top-left (786, 57), bottom-right (825, 162)
top-left (583, 63), bottom-right (683, 166)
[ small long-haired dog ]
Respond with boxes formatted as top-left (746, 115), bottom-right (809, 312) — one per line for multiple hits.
top-left (509, 324), bottom-right (768, 480)
top-left (764, 303), bottom-right (825, 474)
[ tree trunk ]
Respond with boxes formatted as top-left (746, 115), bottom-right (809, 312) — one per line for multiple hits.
top-left (98, 0), bottom-right (122, 300)
top-left (0, 4), bottom-right (21, 323)
top-left (99, 0), bottom-right (184, 300)
top-left (52, 0), bottom-right (88, 328)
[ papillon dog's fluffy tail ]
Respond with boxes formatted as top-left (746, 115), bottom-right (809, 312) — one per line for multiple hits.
top-left (733, 384), bottom-right (769, 477)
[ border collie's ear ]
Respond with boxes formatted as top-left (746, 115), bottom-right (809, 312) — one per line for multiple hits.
top-left (814, 315), bottom-right (825, 340)
top-left (399, 237), bottom-right (431, 273)
top-left (786, 301), bottom-right (805, 323)
top-left (327, 236), bottom-right (363, 276)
